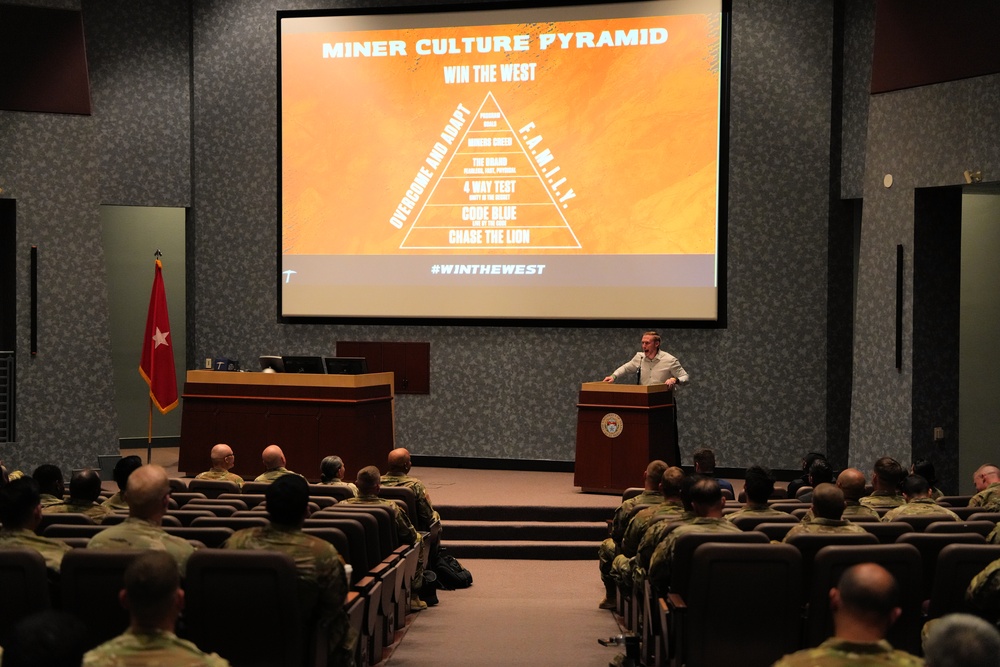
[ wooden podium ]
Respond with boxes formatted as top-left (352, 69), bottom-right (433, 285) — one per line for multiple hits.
top-left (178, 370), bottom-right (395, 482)
top-left (573, 382), bottom-right (678, 493)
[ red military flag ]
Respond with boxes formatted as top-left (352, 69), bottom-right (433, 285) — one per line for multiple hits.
top-left (139, 258), bottom-right (178, 414)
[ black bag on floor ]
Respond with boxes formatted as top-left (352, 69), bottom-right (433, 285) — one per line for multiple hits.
top-left (434, 549), bottom-right (473, 589)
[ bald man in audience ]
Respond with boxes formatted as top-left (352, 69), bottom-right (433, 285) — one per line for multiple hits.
top-left (381, 448), bottom-right (439, 531)
top-left (923, 613), bottom-right (1000, 667)
top-left (860, 456), bottom-right (906, 509)
top-left (970, 464), bottom-right (1000, 511)
top-left (647, 477), bottom-right (740, 592)
top-left (194, 443), bottom-right (244, 488)
top-left (883, 475), bottom-right (959, 522)
top-left (598, 459), bottom-right (668, 609)
top-left (801, 468), bottom-right (880, 523)
top-left (783, 483), bottom-right (867, 541)
top-left (82, 551), bottom-right (230, 667)
top-left (772, 563), bottom-right (923, 666)
top-left (46, 468), bottom-right (114, 522)
top-left (88, 464), bottom-right (196, 574)
top-left (0, 477), bottom-right (71, 573)
top-left (253, 444), bottom-right (302, 483)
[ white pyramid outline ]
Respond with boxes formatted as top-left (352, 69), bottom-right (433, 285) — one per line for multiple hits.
top-left (399, 91), bottom-right (582, 250)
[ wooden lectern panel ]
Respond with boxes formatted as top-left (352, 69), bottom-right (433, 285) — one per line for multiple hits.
top-left (574, 382), bottom-right (677, 493)
top-left (179, 371), bottom-right (394, 482)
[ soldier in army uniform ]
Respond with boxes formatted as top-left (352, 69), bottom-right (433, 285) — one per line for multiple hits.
top-left (801, 468), bottom-right (881, 523)
top-left (345, 465), bottom-right (431, 611)
top-left (380, 448), bottom-right (439, 531)
top-left (82, 551), bottom-right (230, 667)
top-left (648, 477), bottom-right (741, 593)
top-left (883, 475), bottom-right (960, 523)
top-left (320, 455), bottom-right (358, 497)
top-left (970, 464), bottom-right (1000, 511)
top-left (0, 477), bottom-right (71, 572)
top-left (726, 465), bottom-right (788, 521)
top-left (45, 468), bottom-right (114, 523)
top-left (859, 457), bottom-right (907, 510)
top-left (966, 555), bottom-right (1000, 627)
top-left (783, 483), bottom-right (868, 542)
top-left (32, 463), bottom-right (65, 509)
top-left (772, 563), bottom-right (923, 666)
top-left (88, 465), bottom-right (196, 575)
top-left (252, 444), bottom-right (303, 483)
top-left (194, 443), bottom-right (244, 488)
top-left (102, 455), bottom-right (143, 510)
top-left (225, 474), bottom-right (355, 666)
top-left (597, 459), bottom-right (668, 609)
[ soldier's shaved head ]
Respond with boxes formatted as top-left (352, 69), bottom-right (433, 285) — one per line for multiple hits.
top-left (125, 465), bottom-right (170, 521)
top-left (262, 444), bottom-right (286, 470)
top-left (836, 468), bottom-right (868, 501)
top-left (387, 448), bottom-right (411, 473)
top-left (811, 483), bottom-right (846, 520)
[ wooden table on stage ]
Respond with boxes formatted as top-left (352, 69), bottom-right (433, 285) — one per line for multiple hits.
top-left (178, 370), bottom-right (395, 482)
top-left (573, 382), bottom-right (677, 493)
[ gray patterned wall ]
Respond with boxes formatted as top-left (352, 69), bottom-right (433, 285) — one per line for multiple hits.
top-left (10, 0), bottom-right (982, 480)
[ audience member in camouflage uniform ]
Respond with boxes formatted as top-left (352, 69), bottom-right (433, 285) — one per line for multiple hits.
top-left (923, 613), bottom-right (1000, 667)
top-left (798, 458), bottom-right (835, 504)
top-left (1, 610), bottom-right (88, 666)
top-left (726, 465), bottom-right (787, 522)
top-left (597, 460), bottom-right (668, 608)
top-left (88, 465), bottom-right (196, 575)
top-left (32, 463), bottom-right (65, 509)
top-left (320, 455), bottom-right (358, 497)
top-left (772, 563), bottom-right (923, 666)
top-left (252, 444), bottom-right (303, 483)
top-left (381, 448), bottom-right (439, 531)
top-left (225, 474), bottom-right (355, 666)
top-left (83, 551), bottom-right (230, 667)
top-left (988, 524), bottom-right (1000, 546)
top-left (648, 477), bottom-right (741, 593)
top-left (345, 465), bottom-right (431, 611)
top-left (194, 443), bottom-right (244, 488)
top-left (801, 468), bottom-right (882, 523)
top-left (882, 475), bottom-right (959, 523)
top-left (784, 483), bottom-right (868, 542)
top-left (102, 455), bottom-right (143, 511)
top-left (859, 457), bottom-right (906, 510)
top-left (0, 477), bottom-right (71, 572)
top-left (46, 468), bottom-right (114, 523)
top-left (970, 464), bottom-right (1000, 511)
top-left (966, 555), bottom-right (1000, 627)
top-left (610, 467), bottom-right (687, 590)
top-left (911, 459), bottom-right (944, 502)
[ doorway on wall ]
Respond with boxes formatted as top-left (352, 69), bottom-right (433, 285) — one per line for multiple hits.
top-left (100, 205), bottom-right (186, 448)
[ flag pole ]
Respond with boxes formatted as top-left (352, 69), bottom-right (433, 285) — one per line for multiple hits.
top-left (147, 397), bottom-right (153, 464)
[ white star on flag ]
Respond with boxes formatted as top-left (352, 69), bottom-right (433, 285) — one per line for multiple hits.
top-left (152, 327), bottom-right (170, 348)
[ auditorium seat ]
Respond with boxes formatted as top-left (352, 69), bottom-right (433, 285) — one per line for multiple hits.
top-left (355, 575), bottom-right (384, 667)
top-left (60, 549), bottom-right (142, 650)
top-left (43, 524), bottom-right (107, 540)
top-left (805, 544), bottom-right (922, 654)
top-left (794, 485), bottom-right (813, 500)
top-left (785, 531), bottom-right (879, 598)
top-left (858, 521), bottom-right (913, 544)
top-left (179, 503), bottom-right (238, 517)
top-left (101, 513), bottom-right (182, 527)
top-left (166, 509), bottom-right (216, 526)
top-left (892, 514), bottom-right (961, 532)
top-left (60, 536), bottom-right (92, 548)
top-left (730, 513), bottom-right (799, 531)
top-left (925, 543), bottom-right (1000, 620)
top-left (948, 506), bottom-right (986, 520)
top-left (190, 515), bottom-right (268, 530)
top-left (937, 495), bottom-right (973, 507)
top-left (168, 477), bottom-right (189, 492)
top-left (183, 549), bottom-right (327, 667)
top-left (379, 486), bottom-right (418, 523)
top-left (304, 517), bottom-right (372, 578)
top-left (925, 520), bottom-right (995, 537)
top-left (240, 481), bottom-right (275, 495)
top-left (752, 522), bottom-right (797, 542)
top-left (185, 497), bottom-right (248, 512)
top-left (345, 590), bottom-right (368, 667)
top-left (969, 511), bottom-right (1000, 523)
top-left (664, 543), bottom-right (802, 667)
top-left (309, 483), bottom-right (355, 502)
top-left (622, 487), bottom-right (643, 502)
top-left (896, 532), bottom-right (986, 597)
top-left (302, 527), bottom-right (350, 568)
top-left (319, 505), bottom-right (397, 558)
top-left (221, 492), bottom-right (264, 508)
top-left (35, 512), bottom-right (95, 533)
top-left (168, 491), bottom-right (206, 508)
top-left (162, 525), bottom-right (235, 549)
top-left (0, 549), bottom-right (50, 637)
top-left (188, 478), bottom-right (242, 498)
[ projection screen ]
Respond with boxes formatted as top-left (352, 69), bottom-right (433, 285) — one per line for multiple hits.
top-left (278, 0), bottom-right (728, 322)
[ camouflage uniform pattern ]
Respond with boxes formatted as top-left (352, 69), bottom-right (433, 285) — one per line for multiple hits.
top-left (725, 503), bottom-right (789, 522)
top-left (320, 480), bottom-right (359, 497)
top-left (801, 501), bottom-right (881, 523)
top-left (0, 528), bottom-right (71, 571)
top-left (783, 517), bottom-right (868, 542)
top-left (970, 482), bottom-right (1000, 511)
top-left (101, 492), bottom-right (129, 511)
top-left (252, 467), bottom-right (302, 483)
top-left (966, 556), bottom-right (1000, 624)
top-left (380, 473), bottom-right (439, 531)
top-left (988, 524), bottom-right (1000, 545)
top-left (87, 517), bottom-right (196, 574)
top-left (39, 493), bottom-right (64, 509)
top-left (194, 468), bottom-right (244, 487)
top-left (598, 490), bottom-right (664, 587)
top-left (610, 502), bottom-right (687, 588)
top-left (635, 512), bottom-right (694, 574)
top-left (882, 498), bottom-right (960, 522)
top-left (860, 492), bottom-right (906, 509)
top-left (82, 629), bottom-right (231, 667)
top-left (343, 494), bottom-right (425, 590)
top-left (772, 638), bottom-right (924, 666)
top-left (225, 524), bottom-right (355, 662)
top-left (647, 517), bottom-right (741, 591)
top-left (45, 499), bottom-right (115, 523)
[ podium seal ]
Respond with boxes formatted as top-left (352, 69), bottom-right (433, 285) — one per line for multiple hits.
top-left (601, 413), bottom-right (623, 438)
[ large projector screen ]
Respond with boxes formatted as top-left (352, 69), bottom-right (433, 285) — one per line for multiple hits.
top-left (278, 0), bottom-right (728, 322)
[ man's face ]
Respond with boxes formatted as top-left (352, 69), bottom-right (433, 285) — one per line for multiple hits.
top-left (223, 450), bottom-right (235, 470)
top-left (641, 335), bottom-right (659, 359)
top-left (974, 469), bottom-right (994, 491)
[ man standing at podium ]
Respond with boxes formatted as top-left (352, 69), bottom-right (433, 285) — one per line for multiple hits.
top-left (604, 331), bottom-right (689, 389)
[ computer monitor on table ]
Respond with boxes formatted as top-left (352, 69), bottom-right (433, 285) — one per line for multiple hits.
top-left (324, 357), bottom-right (368, 375)
top-left (281, 355), bottom-right (327, 374)
top-left (259, 355), bottom-right (285, 373)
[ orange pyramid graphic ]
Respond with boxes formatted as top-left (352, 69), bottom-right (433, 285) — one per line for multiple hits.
top-left (399, 92), bottom-right (581, 251)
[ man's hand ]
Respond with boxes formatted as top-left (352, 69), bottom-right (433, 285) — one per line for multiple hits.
top-left (603, 376), bottom-right (615, 383)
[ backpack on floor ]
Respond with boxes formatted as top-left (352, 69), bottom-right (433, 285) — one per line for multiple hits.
top-left (434, 549), bottom-right (473, 589)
